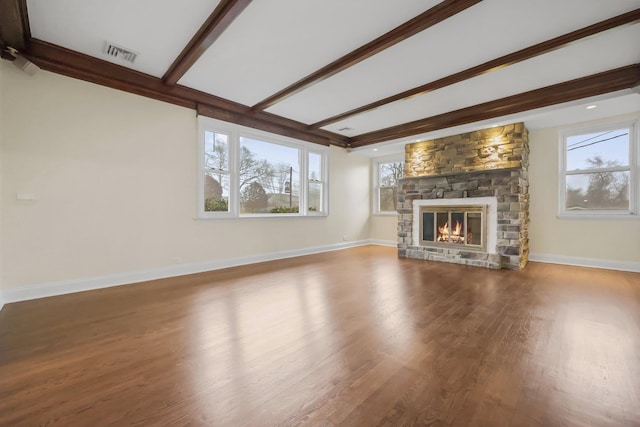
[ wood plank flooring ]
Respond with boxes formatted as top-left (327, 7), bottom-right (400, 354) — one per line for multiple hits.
top-left (1, 245), bottom-right (639, 426)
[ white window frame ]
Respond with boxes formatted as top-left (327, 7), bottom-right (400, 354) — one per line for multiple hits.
top-left (307, 149), bottom-right (329, 216)
top-left (373, 155), bottom-right (404, 216)
top-left (558, 118), bottom-right (639, 220)
top-left (198, 121), bottom-right (237, 219)
top-left (197, 116), bottom-right (329, 219)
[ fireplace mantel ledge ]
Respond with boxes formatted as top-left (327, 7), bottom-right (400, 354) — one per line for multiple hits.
top-left (411, 197), bottom-right (498, 254)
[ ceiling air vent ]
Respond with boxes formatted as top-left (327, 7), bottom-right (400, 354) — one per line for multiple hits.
top-left (103, 42), bottom-right (138, 63)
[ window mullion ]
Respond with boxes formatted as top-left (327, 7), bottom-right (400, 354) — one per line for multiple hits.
top-left (230, 130), bottom-right (240, 217)
top-left (566, 165), bottom-right (630, 175)
top-left (301, 148), bottom-right (308, 215)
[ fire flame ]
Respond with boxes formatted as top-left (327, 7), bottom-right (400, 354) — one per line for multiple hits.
top-left (437, 220), bottom-right (465, 243)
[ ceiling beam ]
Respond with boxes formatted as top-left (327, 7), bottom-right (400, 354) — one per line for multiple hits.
top-left (312, 8), bottom-right (640, 129)
top-left (162, 0), bottom-right (252, 85)
top-left (251, 0), bottom-right (482, 112)
top-left (0, 0), bottom-right (30, 51)
top-left (350, 64), bottom-right (640, 147)
top-left (25, 39), bottom-right (349, 147)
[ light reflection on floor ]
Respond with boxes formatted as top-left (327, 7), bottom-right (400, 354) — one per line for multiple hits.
top-left (525, 290), bottom-right (640, 424)
top-left (189, 268), bottom-right (341, 423)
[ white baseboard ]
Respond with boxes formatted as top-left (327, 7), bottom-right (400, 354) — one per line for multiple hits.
top-left (368, 239), bottom-right (397, 247)
top-left (529, 253), bottom-right (640, 273)
top-left (4, 245), bottom-right (636, 305)
top-left (2, 240), bottom-right (374, 303)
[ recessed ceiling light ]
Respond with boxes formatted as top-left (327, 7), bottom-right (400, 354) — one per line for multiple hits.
top-left (586, 105), bottom-right (597, 110)
top-left (372, 148), bottom-right (378, 151)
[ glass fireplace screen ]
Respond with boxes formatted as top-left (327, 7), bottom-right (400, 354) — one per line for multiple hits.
top-left (421, 206), bottom-right (485, 248)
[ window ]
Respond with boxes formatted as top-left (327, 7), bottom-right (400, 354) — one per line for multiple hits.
top-left (198, 117), bottom-right (328, 218)
top-left (308, 151), bottom-right (326, 213)
top-left (203, 131), bottom-right (231, 213)
top-left (559, 119), bottom-right (638, 218)
top-left (374, 157), bottom-right (404, 214)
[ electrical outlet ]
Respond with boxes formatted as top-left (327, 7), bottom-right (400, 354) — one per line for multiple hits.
top-left (16, 192), bottom-right (36, 201)
top-left (343, 235), bottom-right (349, 241)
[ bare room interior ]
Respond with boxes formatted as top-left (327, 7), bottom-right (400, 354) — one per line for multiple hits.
top-left (1, 0), bottom-right (639, 425)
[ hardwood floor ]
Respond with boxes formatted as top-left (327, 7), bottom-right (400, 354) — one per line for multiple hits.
top-left (1, 245), bottom-right (639, 426)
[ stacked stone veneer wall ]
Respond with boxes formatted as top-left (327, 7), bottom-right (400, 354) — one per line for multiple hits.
top-left (398, 123), bottom-right (529, 270)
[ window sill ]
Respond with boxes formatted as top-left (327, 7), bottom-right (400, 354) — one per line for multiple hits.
top-left (195, 213), bottom-right (328, 220)
top-left (557, 212), bottom-right (639, 221)
top-left (373, 212), bottom-right (399, 217)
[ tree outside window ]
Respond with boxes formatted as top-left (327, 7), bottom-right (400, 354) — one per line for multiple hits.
top-left (199, 117), bottom-right (329, 218)
top-left (204, 131), bottom-right (230, 212)
top-left (239, 137), bottom-right (300, 214)
top-left (561, 121), bottom-right (637, 217)
top-left (377, 160), bottom-right (404, 213)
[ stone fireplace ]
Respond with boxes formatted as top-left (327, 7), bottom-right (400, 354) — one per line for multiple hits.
top-left (397, 123), bottom-right (529, 270)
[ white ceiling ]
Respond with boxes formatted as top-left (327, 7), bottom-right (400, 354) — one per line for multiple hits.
top-left (267, 0), bottom-right (640, 126)
top-left (27, 0), bottom-right (222, 77)
top-left (24, 0), bottom-right (640, 146)
top-left (179, 0), bottom-right (437, 105)
top-left (323, 24), bottom-right (640, 135)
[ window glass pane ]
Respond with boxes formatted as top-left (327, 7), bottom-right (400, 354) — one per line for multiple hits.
top-left (309, 152), bottom-right (322, 181)
top-left (379, 161), bottom-right (404, 186)
top-left (204, 172), bottom-right (229, 212)
top-left (308, 182), bottom-right (323, 212)
top-left (566, 171), bottom-right (630, 210)
top-left (379, 187), bottom-right (397, 212)
top-left (239, 137), bottom-right (300, 214)
top-left (205, 131), bottom-right (229, 171)
top-left (378, 161), bottom-right (403, 212)
top-left (566, 128), bottom-right (629, 171)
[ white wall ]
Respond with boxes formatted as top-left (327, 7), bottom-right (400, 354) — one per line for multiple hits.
top-left (529, 114), bottom-right (640, 268)
top-left (0, 62), bottom-right (371, 295)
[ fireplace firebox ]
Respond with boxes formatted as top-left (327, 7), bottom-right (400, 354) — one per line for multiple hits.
top-left (420, 206), bottom-right (486, 250)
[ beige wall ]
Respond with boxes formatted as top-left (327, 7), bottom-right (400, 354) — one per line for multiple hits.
top-left (528, 114), bottom-right (640, 263)
top-left (0, 62), bottom-right (371, 290)
top-left (370, 215), bottom-right (397, 243)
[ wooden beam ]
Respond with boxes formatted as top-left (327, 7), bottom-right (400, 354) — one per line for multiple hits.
top-left (312, 8), bottom-right (640, 129)
top-left (251, 0), bottom-right (482, 111)
top-left (0, 0), bottom-right (30, 51)
top-left (162, 0), bottom-right (252, 85)
top-left (350, 64), bottom-right (640, 147)
top-left (196, 104), bottom-right (333, 146)
top-left (24, 39), bottom-right (349, 147)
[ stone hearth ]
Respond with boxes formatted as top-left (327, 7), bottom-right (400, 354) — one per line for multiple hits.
top-left (397, 123), bottom-right (529, 270)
